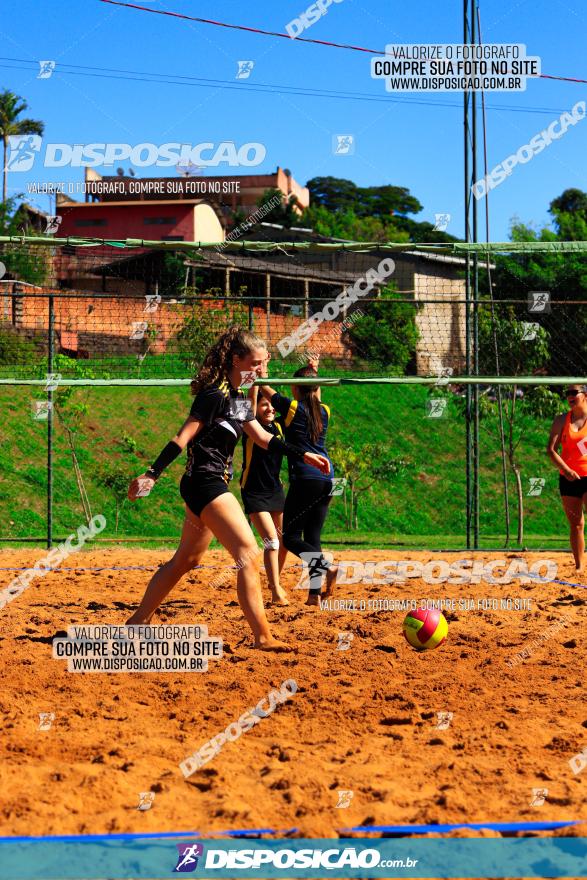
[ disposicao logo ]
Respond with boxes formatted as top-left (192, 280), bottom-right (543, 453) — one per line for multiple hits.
top-left (174, 843), bottom-right (204, 873)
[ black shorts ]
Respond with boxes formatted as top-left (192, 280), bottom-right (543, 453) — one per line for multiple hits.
top-left (241, 487), bottom-right (285, 515)
top-left (559, 474), bottom-right (587, 498)
top-left (180, 473), bottom-right (230, 517)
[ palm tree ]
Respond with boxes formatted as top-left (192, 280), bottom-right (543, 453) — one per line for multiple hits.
top-left (0, 90), bottom-right (44, 204)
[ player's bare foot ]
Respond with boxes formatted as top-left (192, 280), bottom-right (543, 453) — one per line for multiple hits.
top-left (270, 589), bottom-right (290, 607)
top-left (305, 594), bottom-right (320, 608)
top-left (322, 565), bottom-right (339, 598)
top-left (255, 636), bottom-right (293, 652)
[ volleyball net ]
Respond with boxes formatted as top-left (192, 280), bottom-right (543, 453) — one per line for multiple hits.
top-left (1, 235), bottom-right (586, 548)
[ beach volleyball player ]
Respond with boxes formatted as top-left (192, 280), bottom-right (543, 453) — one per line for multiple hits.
top-left (240, 389), bottom-right (289, 607)
top-left (547, 384), bottom-right (587, 572)
top-left (259, 356), bottom-right (339, 607)
top-left (126, 327), bottom-right (330, 650)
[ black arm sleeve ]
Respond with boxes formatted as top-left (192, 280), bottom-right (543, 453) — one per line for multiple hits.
top-left (268, 435), bottom-right (306, 462)
top-left (270, 391), bottom-right (291, 417)
top-left (146, 440), bottom-right (182, 479)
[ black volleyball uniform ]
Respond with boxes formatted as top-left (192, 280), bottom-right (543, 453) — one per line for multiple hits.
top-left (240, 420), bottom-right (286, 514)
top-left (180, 380), bottom-right (255, 517)
top-left (270, 393), bottom-right (334, 484)
top-left (270, 392), bottom-right (334, 593)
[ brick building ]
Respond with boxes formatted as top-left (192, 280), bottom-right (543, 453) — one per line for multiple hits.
top-left (55, 167), bottom-right (309, 241)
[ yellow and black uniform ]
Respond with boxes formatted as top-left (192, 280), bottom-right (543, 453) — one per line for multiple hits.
top-left (270, 392), bottom-right (334, 482)
top-left (180, 380), bottom-right (255, 517)
top-left (270, 392), bottom-right (334, 596)
top-left (147, 381), bottom-right (311, 519)
top-left (240, 420), bottom-right (286, 514)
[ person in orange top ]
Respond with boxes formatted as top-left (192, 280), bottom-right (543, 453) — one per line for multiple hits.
top-left (547, 385), bottom-right (587, 572)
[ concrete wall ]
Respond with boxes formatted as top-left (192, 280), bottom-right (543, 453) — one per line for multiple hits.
top-left (193, 204), bottom-right (224, 243)
top-left (413, 265), bottom-right (466, 375)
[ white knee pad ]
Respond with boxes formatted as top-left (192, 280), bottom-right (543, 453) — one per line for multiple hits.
top-left (263, 536), bottom-right (280, 551)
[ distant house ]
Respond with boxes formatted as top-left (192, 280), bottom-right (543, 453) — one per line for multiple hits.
top-left (79, 166), bottom-right (308, 213)
top-left (56, 195), bottom-right (225, 244)
top-left (55, 166), bottom-right (309, 242)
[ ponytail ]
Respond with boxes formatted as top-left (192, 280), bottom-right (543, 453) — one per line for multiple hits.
top-left (191, 326), bottom-right (265, 395)
top-left (293, 365), bottom-right (323, 444)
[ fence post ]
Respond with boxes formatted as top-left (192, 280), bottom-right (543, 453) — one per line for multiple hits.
top-left (47, 293), bottom-right (54, 549)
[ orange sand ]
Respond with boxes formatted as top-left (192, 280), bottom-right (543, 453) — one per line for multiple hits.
top-left (0, 547), bottom-right (586, 842)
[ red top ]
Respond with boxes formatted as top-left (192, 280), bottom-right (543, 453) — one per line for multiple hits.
top-left (560, 411), bottom-right (587, 476)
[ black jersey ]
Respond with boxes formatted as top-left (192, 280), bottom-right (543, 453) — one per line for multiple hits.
top-left (270, 392), bottom-right (334, 482)
top-left (240, 420), bottom-right (284, 494)
top-left (186, 380), bottom-right (255, 483)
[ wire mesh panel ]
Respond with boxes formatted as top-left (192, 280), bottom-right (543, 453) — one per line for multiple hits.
top-left (2, 239), bottom-right (587, 380)
top-left (3, 381), bottom-right (450, 544)
top-left (0, 240), bottom-right (464, 379)
top-left (0, 379), bottom-right (574, 549)
top-left (1, 237), bottom-right (586, 548)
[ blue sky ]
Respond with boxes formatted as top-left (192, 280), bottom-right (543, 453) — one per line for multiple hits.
top-left (2, 0), bottom-right (586, 240)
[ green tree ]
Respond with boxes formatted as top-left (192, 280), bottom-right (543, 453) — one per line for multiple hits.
top-left (390, 215), bottom-right (459, 244)
top-left (172, 289), bottom-right (247, 371)
top-left (548, 188), bottom-right (587, 241)
top-left (306, 177), bottom-right (361, 213)
top-left (300, 204), bottom-right (410, 243)
top-left (329, 441), bottom-right (411, 530)
top-left (490, 219), bottom-right (587, 374)
top-left (550, 187), bottom-right (587, 219)
top-left (255, 188), bottom-right (301, 227)
top-left (344, 286), bottom-right (419, 372)
top-left (303, 177), bottom-right (458, 242)
top-left (96, 467), bottom-right (129, 534)
top-left (306, 177), bottom-right (422, 218)
top-left (0, 90), bottom-right (44, 204)
top-left (159, 253), bottom-right (188, 298)
top-left (0, 197), bottom-right (50, 283)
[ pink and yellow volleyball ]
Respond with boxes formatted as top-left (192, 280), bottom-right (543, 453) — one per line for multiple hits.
top-left (403, 608), bottom-right (448, 651)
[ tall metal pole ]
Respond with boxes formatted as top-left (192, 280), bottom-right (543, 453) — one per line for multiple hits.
top-left (471, 0), bottom-right (480, 549)
top-left (464, 0), bottom-right (472, 549)
top-left (47, 295), bottom-right (54, 549)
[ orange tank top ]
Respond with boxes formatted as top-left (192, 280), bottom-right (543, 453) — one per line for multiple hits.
top-left (560, 411), bottom-right (587, 476)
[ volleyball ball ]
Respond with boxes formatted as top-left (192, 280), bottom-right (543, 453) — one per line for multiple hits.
top-left (403, 608), bottom-right (448, 651)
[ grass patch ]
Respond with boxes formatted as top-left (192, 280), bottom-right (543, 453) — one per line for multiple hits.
top-left (0, 380), bottom-right (568, 548)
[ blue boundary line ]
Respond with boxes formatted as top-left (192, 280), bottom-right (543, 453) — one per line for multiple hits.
top-left (0, 829), bottom-right (297, 844)
top-left (339, 820), bottom-right (582, 834)
top-left (0, 820), bottom-right (580, 844)
top-left (521, 570), bottom-right (587, 590)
